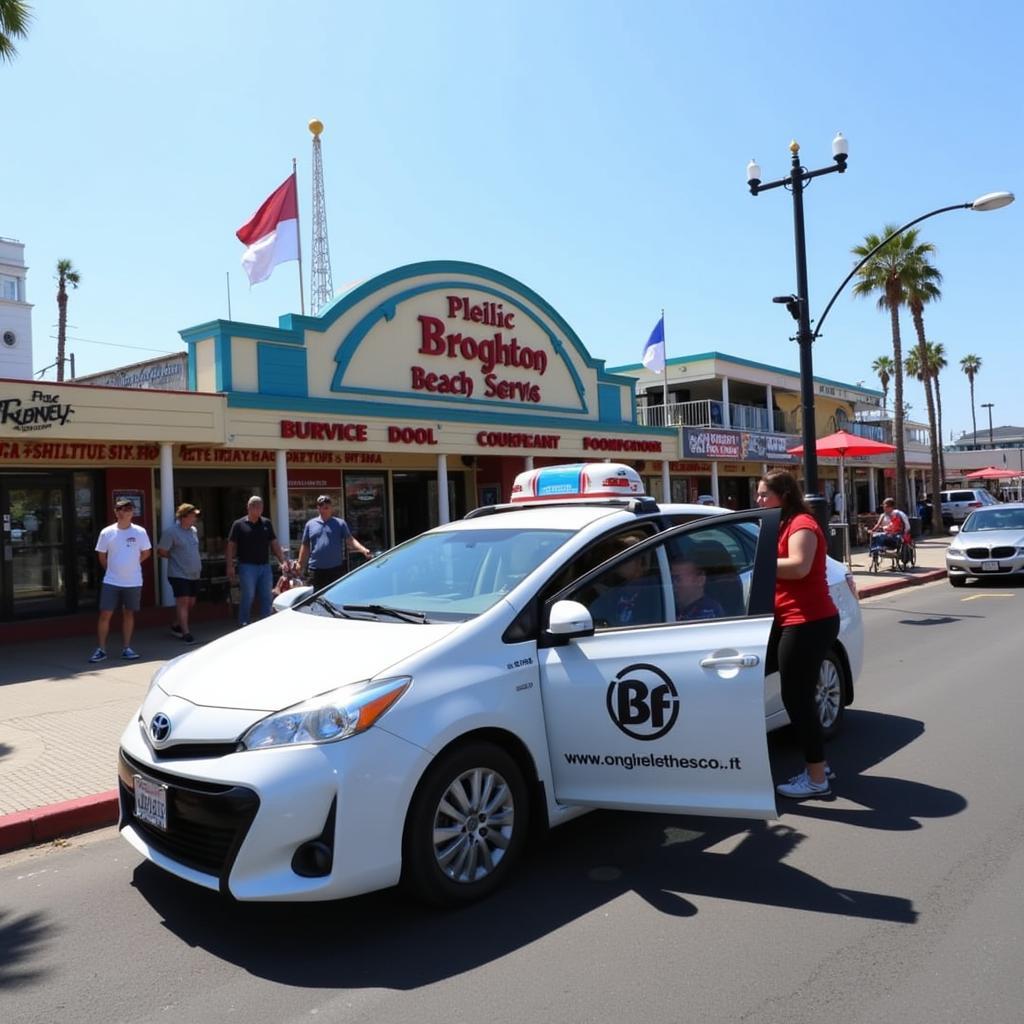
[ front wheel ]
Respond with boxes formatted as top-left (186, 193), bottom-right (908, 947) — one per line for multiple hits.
top-left (949, 574), bottom-right (967, 588)
top-left (816, 649), bottom-right (846, 740)
top-left (402, 741), bottom-right (529, 907)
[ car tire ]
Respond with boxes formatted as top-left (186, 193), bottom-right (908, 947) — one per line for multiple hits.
top-left (949, 575), bottom-right (967, 588)
top-left (401, 741), bottom-right (529, 907)
top-left (817, 649), bottom-right (846, 740)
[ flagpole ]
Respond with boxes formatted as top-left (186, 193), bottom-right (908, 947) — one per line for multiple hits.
top-left (292, 158), bottom-right (306, 315)
top-left (661, 308), bottom-right (668, 415)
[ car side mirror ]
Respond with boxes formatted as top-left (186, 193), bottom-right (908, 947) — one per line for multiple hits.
top-left (272, 585), bottom-right (314, 613)
top-left (546, 599), bottom-right (594, 640)
top-left (949, 525), bottom-right (959, 535)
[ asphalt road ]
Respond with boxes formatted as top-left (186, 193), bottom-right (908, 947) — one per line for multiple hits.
top-left (3, 577), bottom-right (1023, 1024)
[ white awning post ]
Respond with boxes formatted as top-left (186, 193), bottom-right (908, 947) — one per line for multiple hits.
top-left (275, 450), bottom-right (290, 560)
top-left (711, 462), bottom-right (720, 504)
top-left (437, 454), bottom-right (450, 524)
top-left (661, 460), bottom-right (670, 502)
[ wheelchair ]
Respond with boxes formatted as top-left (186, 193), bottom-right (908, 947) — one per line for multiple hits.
top-left (868, 531), bottom-right (916, 573)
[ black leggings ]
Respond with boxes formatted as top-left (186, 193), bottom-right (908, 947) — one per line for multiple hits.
top-left (766, 614), bottom-right (840, 764)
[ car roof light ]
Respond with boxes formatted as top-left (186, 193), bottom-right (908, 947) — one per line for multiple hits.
top-left (509, 463), bottom-right (647, 504)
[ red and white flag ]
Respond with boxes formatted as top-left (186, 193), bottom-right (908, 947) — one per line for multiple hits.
top-left (236, 174), bottom-right (299, 285)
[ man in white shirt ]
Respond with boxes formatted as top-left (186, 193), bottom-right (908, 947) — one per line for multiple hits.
top-left (90, 497), bottom-right (152, 663)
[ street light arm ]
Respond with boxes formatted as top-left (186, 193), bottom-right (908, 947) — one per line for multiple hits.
top-left (811, 202), bottom-right (971, 342)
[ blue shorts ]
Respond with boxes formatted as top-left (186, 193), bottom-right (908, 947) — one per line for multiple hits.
top-left (100, 583), bottom-right (142, 612)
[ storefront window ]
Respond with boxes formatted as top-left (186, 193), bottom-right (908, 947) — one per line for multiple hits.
top-left (344, 473), bottom-right (389, 556)
top-left (73, 471), bottom-right (100, 609)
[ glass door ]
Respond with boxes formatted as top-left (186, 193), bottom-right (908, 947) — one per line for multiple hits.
top-left (1, 475), bottom-right (72, 618)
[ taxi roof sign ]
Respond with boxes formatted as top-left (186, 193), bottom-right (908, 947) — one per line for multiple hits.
top-left (509, 463), bottom-right (647, 503)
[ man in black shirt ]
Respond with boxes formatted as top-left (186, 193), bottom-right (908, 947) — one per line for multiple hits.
top-left (226, 495), bottom-right (288, 625)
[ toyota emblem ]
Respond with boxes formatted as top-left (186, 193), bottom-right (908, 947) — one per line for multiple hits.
top-left (150, 713), bottom-right (172, 743)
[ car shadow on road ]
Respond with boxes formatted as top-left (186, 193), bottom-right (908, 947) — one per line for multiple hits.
top-left (126, 707), bottom-right (958, 991)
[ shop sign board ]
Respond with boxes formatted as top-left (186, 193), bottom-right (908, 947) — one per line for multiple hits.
top-left (681, 427), bottom-right (798, 462)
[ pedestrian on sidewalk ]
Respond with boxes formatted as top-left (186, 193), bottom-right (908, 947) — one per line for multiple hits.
top-left (755, 471), bottom-right (840, 800)
top-left (157, 503), bottom-right (202, 644)
top-left (90, 497), bottom-right (152, 663)
top-left (225, 496), bottom-right (288, 626)
top-left (297, 495), bottom-right (371, 591)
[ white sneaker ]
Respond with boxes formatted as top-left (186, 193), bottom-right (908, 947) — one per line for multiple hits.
top-left (776, 771), bottom-right (831, 799)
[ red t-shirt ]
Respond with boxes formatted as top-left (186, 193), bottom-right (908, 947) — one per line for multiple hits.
top-left (775, 513), bottom-right (838, 626)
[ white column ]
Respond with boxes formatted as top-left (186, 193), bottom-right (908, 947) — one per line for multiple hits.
top-left (909, 470), bottom-right (917, 509)
top-left (661, 460), bottom-right (670, 502)
top-left (720, 377), bottom-right (731, 428)
top-left (711, 462), bottom-right (720, 504)
top-left (524, 456), bottom-right (534, 470)
top-left (437, 454), bottom-right (450, 525)
top-left (275, 450), bottom-right (290, 560)
top-left (159, 443), bottom-right (174, 607)
top-left (868, 468), bottom-right (877, 512)
top-left (765, 384), bottom-right (774, 432)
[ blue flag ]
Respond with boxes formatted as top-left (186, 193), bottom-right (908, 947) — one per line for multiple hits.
top-left (641, 315), bottom-right (665, 372)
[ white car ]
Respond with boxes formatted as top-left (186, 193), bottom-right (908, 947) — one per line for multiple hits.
top-left (118, 464), bottom-right (863, 906)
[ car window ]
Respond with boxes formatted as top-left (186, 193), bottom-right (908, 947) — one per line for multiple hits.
top-left (964, 508), bottom-right (1024, 531)
top-left (543, 524), bottom-right (659, 597)
top-left (317, 527), bottom-right (575, 621)
top-left (564, 520), bottom-right (757, 629)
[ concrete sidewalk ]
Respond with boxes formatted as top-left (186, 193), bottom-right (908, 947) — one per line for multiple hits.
top-left (0, 536), bottom-right (950, 853)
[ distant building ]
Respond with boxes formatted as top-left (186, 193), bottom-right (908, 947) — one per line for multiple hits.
top-left (949, 426), bottom-right (1024, 451)
top-left (73, 352), bottom-right (188, 391)
top-left (0, 237), bottom-right (33, 380)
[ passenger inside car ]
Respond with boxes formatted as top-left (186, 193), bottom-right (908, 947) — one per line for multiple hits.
top-left (671, 544), bottom-right (726, 621)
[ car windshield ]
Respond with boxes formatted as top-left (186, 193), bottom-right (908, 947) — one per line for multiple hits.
top-left (311, 527), bottom-right (576, 622)
top-left (962, 508), bottom-right (1024, 532)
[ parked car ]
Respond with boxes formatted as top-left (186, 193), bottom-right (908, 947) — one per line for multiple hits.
top-left (945, 502), bottom-right (1024, 587)
top-left (940, 488), bottom-right (999, 527)
top-left (117, 463), bottom-right (863, 906)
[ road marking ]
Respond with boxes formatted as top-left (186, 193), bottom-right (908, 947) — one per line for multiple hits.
top-left (961, 593), bottom-right (1016, 601)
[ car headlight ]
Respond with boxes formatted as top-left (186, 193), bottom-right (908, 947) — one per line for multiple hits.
top-left (240, 677), bottom-right (412, 750)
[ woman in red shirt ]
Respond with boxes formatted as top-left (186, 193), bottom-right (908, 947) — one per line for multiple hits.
top-left (756, 471), bottom-right (840, 799)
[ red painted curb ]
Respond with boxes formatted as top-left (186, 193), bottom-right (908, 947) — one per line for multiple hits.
top-left (0, 790), bottom-right (119, 854)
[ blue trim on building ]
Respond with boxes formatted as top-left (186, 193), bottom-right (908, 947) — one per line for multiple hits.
top-left (257, 343), bottom-right (308, 398)
top-left (214, 334), bottom-right (232, 392)
top-left (597, 383), bottom-right (625, 422)
top-left (186, 339), bottom-right (197, 391)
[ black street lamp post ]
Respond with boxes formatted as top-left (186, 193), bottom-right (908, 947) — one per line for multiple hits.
top-left (982, 402), bottom-right (995, 447)
top-left (747, 135), bottom-right (849, 524)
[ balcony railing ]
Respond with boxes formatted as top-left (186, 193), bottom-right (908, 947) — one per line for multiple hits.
top-left (638, 399), bottom-right (788, 433)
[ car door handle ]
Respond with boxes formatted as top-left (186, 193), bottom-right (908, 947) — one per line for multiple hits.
top-left (699, 654), bottom-right (760, 669)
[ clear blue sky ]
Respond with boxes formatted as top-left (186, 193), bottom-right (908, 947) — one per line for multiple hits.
top-left (6, 0), bottom-right (1021, 440)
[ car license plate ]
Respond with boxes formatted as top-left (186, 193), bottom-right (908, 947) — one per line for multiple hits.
top-left (982, 560), bottom-right (998, 572)
top-left (133, 774), bottom-right (168, 831)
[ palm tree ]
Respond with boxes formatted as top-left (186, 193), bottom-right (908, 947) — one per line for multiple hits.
top-left (902, 242), bottom-right (945, 533)
top-left (55, 259), bottom-right (80, 383)
top-left (871, 355), bottom-right (894, 411)
top-left (852, 226), bottom-right (926, 511)
top-left (0, 0), bottom-right (32, 63)
top-left (960, 353), bottom-right (982, 445)
top-left (927, 341), bottom-right (948, 485)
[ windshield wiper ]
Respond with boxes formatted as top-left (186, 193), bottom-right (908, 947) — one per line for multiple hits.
top-left (341, 604), bottom-right (428, 623)
top-left (312, 596), bottom-right (354, 618)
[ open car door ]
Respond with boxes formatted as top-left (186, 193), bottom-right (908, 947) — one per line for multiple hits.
top-left (537, 508), bottom-right (779, 820)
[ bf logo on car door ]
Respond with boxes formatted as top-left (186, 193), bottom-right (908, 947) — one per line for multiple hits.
top-left (606, 664), bottom-right (680, 740)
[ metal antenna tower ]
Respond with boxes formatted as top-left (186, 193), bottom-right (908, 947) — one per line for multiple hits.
top-left (308, 119), bottom-right (335, 313)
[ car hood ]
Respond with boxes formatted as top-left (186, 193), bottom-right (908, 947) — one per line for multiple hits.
top-left (950, 529), bottom-right (1024, 550)
top-left (154, 612), bottom-right (461, 711)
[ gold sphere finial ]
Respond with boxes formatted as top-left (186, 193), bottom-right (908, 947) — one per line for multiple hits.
top-left (308, 119), bottom-right (324, 137)
top-left (789, 139), bottom-right (800, 155)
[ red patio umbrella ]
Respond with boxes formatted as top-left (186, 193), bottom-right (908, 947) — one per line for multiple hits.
top-left (963, 466), bottom-right (1018, 480)
top-left (788, 430), bottom-right (898, 565)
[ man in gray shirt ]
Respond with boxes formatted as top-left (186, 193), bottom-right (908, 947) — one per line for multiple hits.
top-left (158, 503), bottom-right (203, 644)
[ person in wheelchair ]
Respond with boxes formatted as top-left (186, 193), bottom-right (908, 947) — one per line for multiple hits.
top-left (868, 498), bottom-right (911, 555)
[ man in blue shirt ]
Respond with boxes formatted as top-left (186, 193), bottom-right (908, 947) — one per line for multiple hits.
top-left (298, 495), bottom-right (371, 590)
top-left (672, 550), bottom-right (725, 621)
